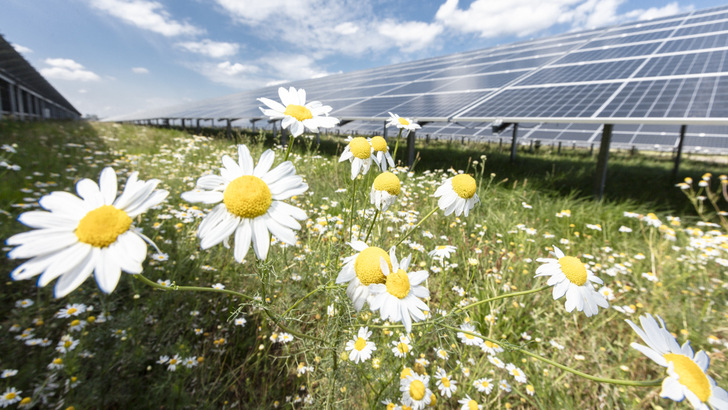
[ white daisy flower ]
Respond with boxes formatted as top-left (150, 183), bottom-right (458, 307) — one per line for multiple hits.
top-left (258, 86), bottom-right (338, 137)
top-left (7, 167), bottom-right (168, 297)
top-left (166, 354), bottom-right (181, 372)
top-left (626, 314), bottom-right (728, 409)
top-left (55, 335), bottom-right (79, 354)
top-left (0, 387), bottom-right (21, 408)
top-left (370, 136), bottom-right (395, 171)
top-left (499, 379), bottom-right (511, 392)
top-left (435, 367), bottom-right (457, 398)
top-left (371, 172), bottom-right (401, 212)
top-left (457, 322), bottom-right (483, 346)
top-left (473, 377), bottom-right (494, 394)
top-left (534, 246), bottom-right (609, 317)
top-left (434, 174), bottom-right (480, 217)
top-left (345, 326), bottom-right (377, 364)
top-left (458, 395), bottom-right (482, 410)
top-left (480, 340), bottom-right (504, 355)
top-left (56, 303), bottom-right (87, 318)
top-left (428, 245), bottom-right (457, 260)
top-left (335, 240), bottom-right (391, 311)
top-left (339, 137), bottom-right (373, 180)
top-left (392, 336), bottom-right (413, 358)
top-left (368, 247), bottom-right (430, 333)
top-left (488, 355), bottom-right (506, 369)
top-left (434, 347), bottom-right (449, 360)
top-left (387, 112), bottom-right (421, 132)
top-left (181, 145), bottom-right (308, 262)
top-left (400, 373), bottom-right (431, 410)
top-left (506, 363), bottom-right (527, 384)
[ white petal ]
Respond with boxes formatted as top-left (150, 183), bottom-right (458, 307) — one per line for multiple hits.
top-left (11, 252), bottom-right (60, 281)
top-left (94, 246), bottom-right (122, 294)
top-left (37, 243), bottom-right (92, 287)
top-left (258, 97), bottom-right (286, 113)
top-left (233, 220), bottom-right (252, 262)
top-left (40, 191), bottom-right (89, 219)
top-left (289, 121), bottom-right (304, 138)
top-left (8, 232), bottom-right (79, 259)
top-left (99, 167), bottom-right (118, 205)
top-left (252, 217), bottom-right (270, 260)
top-left (182, 190), bottom-right (222, 204)
top-left (76, 178), bottom-right (104, 208)
top-left (254, 150), bottom-right (275, 178)
top-left (54, 247), bottom-right (99, 298)
top-left (17, 211), bottom-right (78, 229)
top-left (266, 217), bottom-right (297, 245)
top-left (238, 145), bottom-right (254, 174)
top-left (200, 213), bottom-right (238, 249)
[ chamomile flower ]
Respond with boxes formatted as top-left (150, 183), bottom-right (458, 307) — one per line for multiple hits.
top-left (7, 167), bottom-right (169, 297)
top-left (370, 136), bottom-right (395, 171)
top-left (339, 137), bottom-right (373, 180)
top-left (535, 246), bottom-right (609, 317)
top-left (55, 335), bottom-right (79, 354)
top-left (387, 112), bottom-right (421, 132)
top-left (181, 145), bottom-right (308, 262)
top-left (457, 322), bottom-right (483, 346)
top-left (626, 314), bottom-right (728, 409)
top-left (0, 388), bottom-right (21, 408)
top-left (434, 347), bottom-right (449, 360)
top-left (506, 363), bottom-right (527, 384)
top-left (336, 240), bottom-right (391, 311)
top-left (434, 174), bottom-right (480, 217)
top-left (458, 395), bottom-right (482, 410)
top-left (428, 245), bottom-right (457, 260)
top-left (345, 327), bottom-right (376, 364)
top-left (473, 377), bottom-right (494, 394)
top-left (368, 247), bottom-right (430, 333)
top-left (488, 355), bottom-right (506, 369)
top-left (56, 303), bottom-right (87, 318)
top-left (392, 336), bottom-right (413, 358)
top-left (481, 340), bottom-right (503, 355)
top-left (499, 379), bottom-right (512, 392)
top-left (258, 86), bottom-right (338, 137)
top-left (371, 172), bottom-right (401, 212)
top-left (400, 373), bottom-right (431, 410)
top-left (435, 367), bottom-right (457, 398)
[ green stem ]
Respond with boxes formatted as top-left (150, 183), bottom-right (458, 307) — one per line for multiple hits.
top-left (364, 209), bottom-right (380, 243)
top-left (391, 129), bottom-right (403, 165)
top-left (348, 176), bottom-right (358, 242)
top-left (456, 286), bottom-right (550, 312)
top-left (440, 324), bottom-right (662, 387)
top-left (283, 134), bottom-right (295, 162)
top-left (395, 206), bottom-right (438, 247)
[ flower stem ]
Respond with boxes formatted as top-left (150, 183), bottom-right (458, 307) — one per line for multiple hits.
top-left (283, 134), bottom-right (295, 162)
top-left (456, 285), bottom-right (550, 312)
top-left (348, 176), bottom-right (358, 242)
top-left (364, 209), bottom-right (380, 243)
top-left (391, 129), bottom-right (403, 164)
top-left (395, 206), bottom-right (438, 247)
top-left (440, 324), bottom-right (662, 387)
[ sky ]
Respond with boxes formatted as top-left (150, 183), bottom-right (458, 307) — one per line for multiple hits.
top-left (1, 0), bottom-right (724, 118)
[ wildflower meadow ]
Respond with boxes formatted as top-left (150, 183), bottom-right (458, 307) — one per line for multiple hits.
top-left (1, 89), bottom-right (727, 409)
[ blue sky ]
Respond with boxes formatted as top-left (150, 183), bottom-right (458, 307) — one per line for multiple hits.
top-left (1, 0), bottom-right (724, 118)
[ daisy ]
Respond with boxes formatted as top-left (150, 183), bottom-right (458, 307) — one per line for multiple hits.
top-left (234, 317), bottom-right (247, 327)
top-left (626, 314), bottom-right (728, 409)
top-left (473, 377), bottom-right (494, 394)
top-left (434, 174), bottom-right (480, 217)
top-left (56, 303), bottom-right (87, 318)
top-left (0, 388), bottom-right (21, 408)
top-left (7, 167), bottom-right (168, 297)
top-left (166, 354), bottom-right (181, 372)
top-left (434, 347), bottom-right (449, 360)
top-left (456, 323), bottom-right (483, 346)
top-left (506, 363), bottom-right (527, 384)
top-left (534, 246), bottom-right (609, 317)
top-left (499, 379), bottom-right (512, 392)
top-left (428, 245), bottom-right (456, 260)
top-left (368, 247), bottom-right (430, 333)
top-left (335, 240), bottom-right (391, 311)
top-left (387, 112), bottom-right (421, 132)
top-left (526, 384), bottom-right (535, 396)
top-left (488, 355), bottom-right (506, 369)
top-left (339, 137), bottom-right (373, 180)
top-left (371, 172), bottom-right (401, 212)
top-left (370, 136), bottom-right (395, 171)
top-left (481, 340), bottom-right (503, 355)
top-left (0, 370), bottom-right (18, 379)
top-left (458, 395), bottom-right (482, 410)
top-left (392, 336), bottom-right (413, 358)
top-left (400, 373), bottom-right (431, 410)
top-left (435, 367), bottom-right (457, 398)
top-left (55, 335), bottom-right (79, 354)
top-left (345, 327), bottom-right (377, 364)
top-left (258, 86), bottom-right (339, 138)
top-left (181, 145), bottom-right (308, 262)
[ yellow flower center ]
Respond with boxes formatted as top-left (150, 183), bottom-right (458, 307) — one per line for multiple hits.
top-left (397, 342), bottom-right (410, 354)
top-left (468, 399), bottom-right (479, 410)
top-left (64, 340), bottom-right (73, 348)
top-left (75, 205), bottom-right (132, 248)
top-left (169, 358), bottom-right (177, 365)
top-left (398, 117), bottom-right (410, 126)
top-left (354, 247), bottom-right (390, 286)
top-left (373, 172), bottom-right (401, 195)
top-left (441, 377), bottom-right (450, 387)
top-left (484, 341), bottom-right (499, 349)
top-left (481, 381), bottom-right (490, 387)
top-left (409, 380), bottom-right (425, 401)
top-left (354, 337), bottom-right (367, 351)
top-left (349, 137), bottom-right (371, 159)
top-left (70, 320), bottom-right (80, 327)
top-left (67, 308), bottom-right (77, 315)
top-left (283, 104), bottom-right (312, 122)
top-left (371, 136), bottom-right (388, 152)
top-left (20, 397), bottom-right (31, 405)
top-left (53, 358), bottom-right (63, 365)
top-left (663, 353), bottom-right (711, 402)
top-left (386, 269), bottom-right (411, 299)
top-left (223, 175), bottom-right (272, 219)
top-left (6, 393), bottom-right (16, 400)
top-left (401, 367), bottom-right (412, 379)
top-left (452, 174), bottom-right (477, 199)
top-left (558, 256), bottom-right (587, 286)
top-left (465, 333), bottom-right (474, 340)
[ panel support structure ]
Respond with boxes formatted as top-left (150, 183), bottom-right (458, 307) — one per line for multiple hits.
top-left (594, 124), bottom-right (613, 200)
top-left (510, 123), bottom-right (519, 163)
top-left (407, 130), bottom-right (416, 167)
top-left (671, 125), bottom-right (687, 183)
top-left (383, 120), bottom-right (388, 140)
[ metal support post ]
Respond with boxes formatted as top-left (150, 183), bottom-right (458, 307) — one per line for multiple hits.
top-left (594, 124), bottom-right (613, 200)
top-left (671, 125), bottom-right (687, 183)
top-left (407, 130), bottom-right (416, 167)
top-left (510, 123), bottom-right (519, 163)
top-left (383, 120), bottom-right (388, 141)
top-left (557, 141), bottom-right (562, 154)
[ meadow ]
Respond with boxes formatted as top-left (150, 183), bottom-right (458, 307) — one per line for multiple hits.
top-left (0, 119), bottom-right (726, 409)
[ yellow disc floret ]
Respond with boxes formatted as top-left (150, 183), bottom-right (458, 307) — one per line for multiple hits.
top-left (663, 353), bottom-right (711, 402)
top-left (468, 400), bottom-right (479, 410)
top-left (451, 174), bottom-right (477, 199)
top-left (349, 137), bottom-right (372, 159)
top-left (398, 117), bottom-right (410, 126)
top-left (386, 269), bottom-right (411, 299)
top-left (223, 175), bottom-right (272, 219)
top-left (441, 377), bottom-right (450, 387)
top-left (354, 337), bottom-right (367, 351)
top-left (354, 247), bottom-right (390, 285)
top-left (409, 380), bottom-right (426, 401)
top-left (283, 104), bottom-right (313, 121)
top-left (371, 136), bottom-right (388, 152)
top-left (558, 256), bottom-right (587, 286)
top-left (373, 172), bottom-right (401, 195)
top-left (75, 205), bottom-right (132, 248)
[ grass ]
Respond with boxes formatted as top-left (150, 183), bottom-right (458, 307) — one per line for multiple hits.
top-left (0, 120), bottom-right (726, 409)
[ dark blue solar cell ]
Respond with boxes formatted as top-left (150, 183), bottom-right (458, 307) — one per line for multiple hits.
top-left (332, 96), bottom-right (415, 117)
top-left (685, 136), bottom-right (728, 148)
top-left (433, 72), bottom-right (522, 92)
top-left (519, 59), bottom-right (645, 85)
top-left (390, 92), bottom-right (491, 118)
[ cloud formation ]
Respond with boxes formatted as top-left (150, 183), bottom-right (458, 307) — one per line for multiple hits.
top-left (132, 67), bottom-right (149, 74)
top-left (176, 40), bottom-right (240, 58)
top-left (12, 44), bottom-right (33, 54)
top-left (40, 58), bottom-right (101, 82)
top-left (88, 0), bottom-right (203, 37)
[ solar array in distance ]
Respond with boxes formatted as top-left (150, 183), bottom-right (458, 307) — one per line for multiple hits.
top-left (107, 4), bottom-right (728, 152)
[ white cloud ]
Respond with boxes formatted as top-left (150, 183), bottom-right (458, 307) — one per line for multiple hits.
top-left (624, 2), bottom-right (692, 22)
top-left (88, 0), bottom-right (203, 37)
top-left (378, 20), bottom-right (444, 52)
top-left (12, 44), bottom-right (32, 54)
top-left (132, 67), bottom-right (149, 74)
top-left (41, 58), bottom-right (101, 82)
top-left (216, 61), bottom-right (258, 76)
top-left (334, 22), bottom-right (359, 35)
top-left (176, 39), bottom-right (239, 58)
